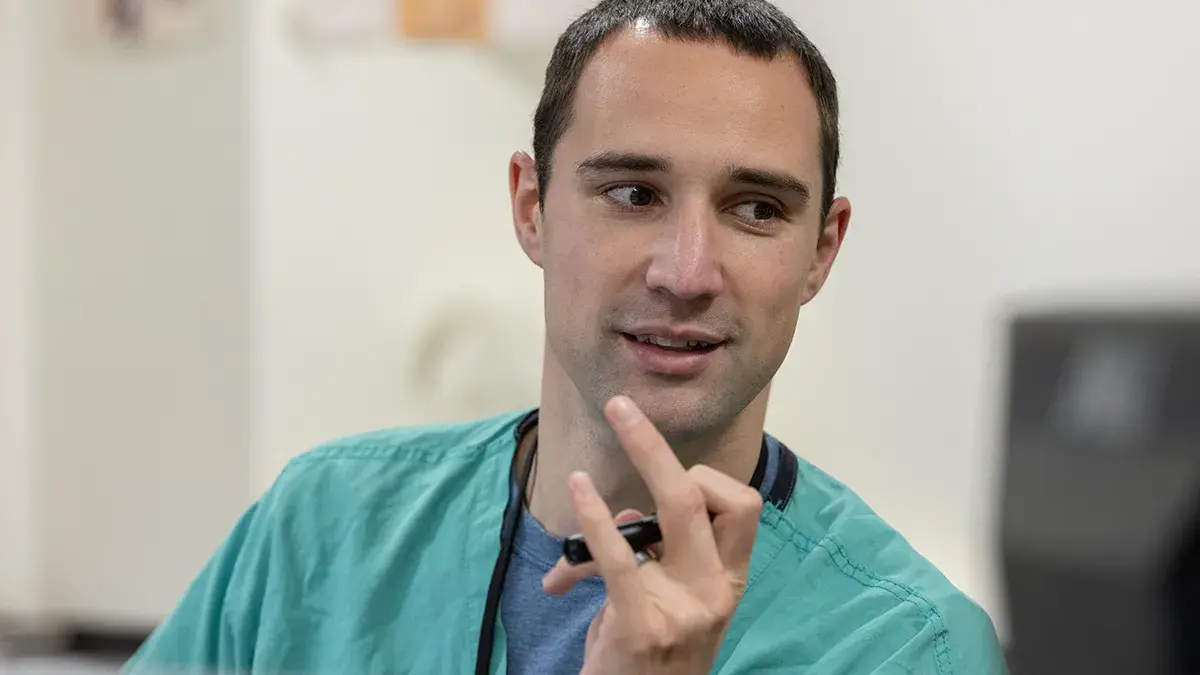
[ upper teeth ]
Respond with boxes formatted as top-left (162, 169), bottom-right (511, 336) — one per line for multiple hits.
top-left (636, 335), bottom-right (711, 349)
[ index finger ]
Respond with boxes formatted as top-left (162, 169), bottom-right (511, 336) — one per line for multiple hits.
top-left (604, 396), bottom-right (720, 564)
top-left (604, 396), bottom-right (692, 502)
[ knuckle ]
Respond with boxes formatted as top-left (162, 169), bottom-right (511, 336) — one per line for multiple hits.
top-left (711, 585), bottom-right (739, 619)
top-left (740, 488), bottom-right (764, 515)
top-left (645, 628), bottom-right (677, 653)
top-left (626, 615), bottom-right (675, 653)
top-left (631, 602), bottom-right (734, 655)
top-left (668, 485), bottom-right (707, 516)
top-left (705, 574), bottom-right (742, 617)
top-left (677, 606), bottom-right (727, 646)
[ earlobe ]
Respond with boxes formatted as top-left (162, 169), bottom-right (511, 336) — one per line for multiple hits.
top-left (510, 151), bottom-right (544, 268)
top-left (800, 197), bottom-right (852, 305)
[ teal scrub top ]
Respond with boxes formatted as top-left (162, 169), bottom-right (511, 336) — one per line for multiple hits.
top-left (124, 410), bottom-right (1008, 674)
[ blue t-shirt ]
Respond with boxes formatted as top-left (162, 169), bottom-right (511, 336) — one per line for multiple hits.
top-left (501, 437), bottom-right (785, 674)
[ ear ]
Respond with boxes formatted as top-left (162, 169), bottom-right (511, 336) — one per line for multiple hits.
top-left (509, 151), bottom-right (544, 268)
top-left (800, 196), bottom-right (851, 306)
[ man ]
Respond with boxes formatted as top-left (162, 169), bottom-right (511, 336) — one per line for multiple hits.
top-left (125, 1), bottom-right (1007, 673)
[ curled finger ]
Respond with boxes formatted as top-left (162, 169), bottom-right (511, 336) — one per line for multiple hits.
top-left (543, 508), bottom-right (645, 595)
top-left (689, 464), bottom-right (763, 577)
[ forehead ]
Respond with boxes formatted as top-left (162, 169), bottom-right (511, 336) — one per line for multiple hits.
top-left (559, 29), bottom-right (823, 180)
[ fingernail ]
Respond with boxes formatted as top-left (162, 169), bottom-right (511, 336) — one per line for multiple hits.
top-left (608, 396), bottom-right (641, 427)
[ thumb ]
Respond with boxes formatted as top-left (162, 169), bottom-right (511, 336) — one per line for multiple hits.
top-left (543, 509), bottom-right (644, 595)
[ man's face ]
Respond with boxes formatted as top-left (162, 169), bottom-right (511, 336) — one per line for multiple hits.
top-left (513, 29), bottom-right (849, 443)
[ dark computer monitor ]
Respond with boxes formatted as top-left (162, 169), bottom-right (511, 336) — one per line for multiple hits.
top-left (1000, 308), bottom-right (1200, 675)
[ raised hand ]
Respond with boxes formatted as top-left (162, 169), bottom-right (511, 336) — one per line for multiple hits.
top-left (542, 395), bottom-right (763, 675)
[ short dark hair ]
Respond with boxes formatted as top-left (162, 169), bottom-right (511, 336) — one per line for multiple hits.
top-left (533, 0), bottom-right (841, 219)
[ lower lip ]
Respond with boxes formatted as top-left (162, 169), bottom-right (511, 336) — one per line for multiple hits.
top-left (620, 334), bottom-right (723, 377)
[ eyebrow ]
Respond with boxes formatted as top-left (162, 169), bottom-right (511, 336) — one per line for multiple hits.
top-left (726, 166), bottom-right (812, 206)
top-left (576, 152), bottom-right (673, 175)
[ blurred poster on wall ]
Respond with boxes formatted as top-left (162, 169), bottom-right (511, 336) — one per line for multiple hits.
top-left (398, 0), bottom-right (487, 42)
top-left (71, 0), bottom-right (217, 50)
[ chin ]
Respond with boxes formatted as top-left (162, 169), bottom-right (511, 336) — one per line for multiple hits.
top-left (622, 386), bottom-right (737, 445)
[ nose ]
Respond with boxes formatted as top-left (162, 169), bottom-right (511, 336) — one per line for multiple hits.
top-left (644, 204), bottom-right (725, 300)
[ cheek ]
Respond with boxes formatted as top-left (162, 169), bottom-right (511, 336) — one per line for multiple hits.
top-left (762, 284), bottom-right (804, 341)
top-left (738, 246), bottom-right (811, 341)
top-left (544, 216), bottom-right (637, 304)
top-left (543, 231), bottom-right (609, 327)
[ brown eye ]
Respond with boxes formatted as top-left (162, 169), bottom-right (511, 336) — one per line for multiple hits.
top-left (607, 185), bottom-right (657, 208)
top-left (731, 201), bottom-right (782, 222)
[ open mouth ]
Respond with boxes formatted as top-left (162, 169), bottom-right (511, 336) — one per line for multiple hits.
top-left (621, 333), bottom-right (721, 353)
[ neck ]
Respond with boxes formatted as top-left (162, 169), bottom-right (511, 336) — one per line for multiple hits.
top-left (525, 355), bottom-right (770, 538)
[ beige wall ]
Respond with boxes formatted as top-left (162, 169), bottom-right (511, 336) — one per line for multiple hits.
top-left (0, 0), bottom-right (41, 620)
top-left (252, 0), bottom-right (549, 487)
top-left (26, 0), bottom-right (255, 625)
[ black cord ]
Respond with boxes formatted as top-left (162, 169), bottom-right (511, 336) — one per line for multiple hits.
top-left (474, 436), bottom-right (539, 675)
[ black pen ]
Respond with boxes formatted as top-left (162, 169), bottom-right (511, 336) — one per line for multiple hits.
top-left (562, 514), bottom-right (663, 565)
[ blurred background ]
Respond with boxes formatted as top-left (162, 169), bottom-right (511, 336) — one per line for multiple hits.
top-left (1, 0), bottom-right (1197, 672)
